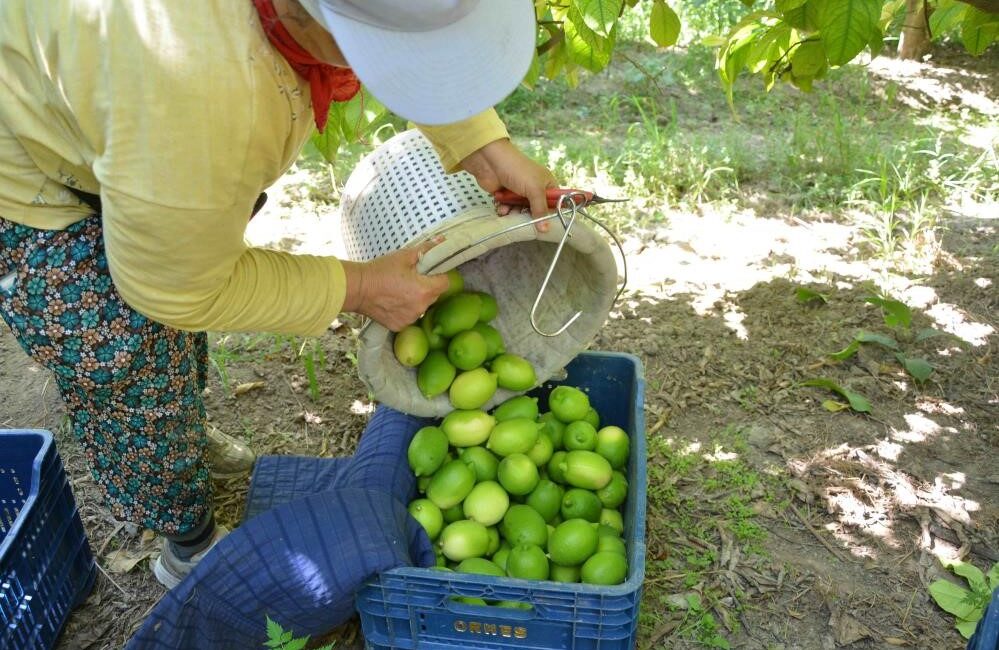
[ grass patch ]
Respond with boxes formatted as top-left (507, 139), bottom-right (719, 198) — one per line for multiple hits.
top-left (639, 425), bottom-right (775, 646)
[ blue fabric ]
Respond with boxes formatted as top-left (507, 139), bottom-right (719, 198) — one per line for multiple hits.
top-left (127, 406), bottom-right (435, 649)
top-left (968, 587), bottom-right (999, 650)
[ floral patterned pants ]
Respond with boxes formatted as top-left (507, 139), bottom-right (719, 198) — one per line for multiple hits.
top-left (0, 215), bottom-right (211, 536)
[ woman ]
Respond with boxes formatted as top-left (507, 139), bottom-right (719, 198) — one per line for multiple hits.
top-left (0, 0), bottom-right (554, 588)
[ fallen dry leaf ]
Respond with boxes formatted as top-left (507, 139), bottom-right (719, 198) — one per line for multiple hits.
top-left (105, 547), bottom-right (155, 574)
top-left (234, 381), bottom-right (267, 396)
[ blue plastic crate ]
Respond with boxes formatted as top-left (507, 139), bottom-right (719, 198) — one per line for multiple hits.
top-left (1, 430), bottom-right (96, 650)
top-left (357, 351), bottom-right (647, 650)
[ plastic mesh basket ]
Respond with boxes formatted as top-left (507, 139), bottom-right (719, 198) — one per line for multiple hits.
top-left (1, 429), bottom-right (96, 649)
top-left (340, 130), bottom-right (621, 417)
top-left (339, 129), bottom-right (495, 262)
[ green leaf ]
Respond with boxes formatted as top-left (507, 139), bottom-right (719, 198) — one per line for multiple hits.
top-left (866, 296), bottom-right (912, 329)
top-left (929, 579), bottom-right (978, 619)
top-left (829, 340), bottom-right (861, 361)
top-left (817, 0), bottom-right (881, 65)
top-left (956, 618), bottom-right (980, 639)
top-left (915, 327), bottom-right (948, 342)
top-left (961, 7), bottom-right (999, 56)
top-left (283, 638), bottom-right (308, 650)
top-left (929, 0), bottom-right (967, 37)
top-left (800, 378), bottom-right (871, 412)
top-left (565, 6), bottom-right (616, 72)
top-left (338, 87), bottom-right (387, 142)
top-left (795, 287), bottom-right (828, 304)
top-left (266, 617), bottom-right (284, 645)
top-left (896, 354), bottom-right (933, 382)
top-left (791, 39), bottom-right (827, 77)
top-left (855, 331), bottom-right (898, 349)
top-left (748, 22), bottom-right (793, 73)
top-left (822, 399), bottom-right (850, 412)
top-left (776, 0), bottom-right (808, 12)
top-left (576, 0), bottom-right (624, 37)
top-left (988, 562), bottom-right (999, 590)
top-left (702, 34), bottom-right (728, 46)
top-left (650, 0), bottom-right (682, 47)
top-left (945, 559), bottom-right (988, 593)
top-left (310, 120), bottom-right (343, 164)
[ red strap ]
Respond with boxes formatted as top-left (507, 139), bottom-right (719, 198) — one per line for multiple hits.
top-left (252, 0), bottom-right (360, 132)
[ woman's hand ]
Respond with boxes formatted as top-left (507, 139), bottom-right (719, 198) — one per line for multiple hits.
top-left (459, 139), bottom-right (557, 230)
top-left (340, 243), bottom-right (449, 331)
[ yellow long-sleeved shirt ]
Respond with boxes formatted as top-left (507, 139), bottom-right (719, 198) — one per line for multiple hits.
top-left (0, 0), bottom-right (508, 336)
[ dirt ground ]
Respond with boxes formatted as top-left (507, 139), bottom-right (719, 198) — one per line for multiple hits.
top-left (2, 58), bottom-right (997, 650)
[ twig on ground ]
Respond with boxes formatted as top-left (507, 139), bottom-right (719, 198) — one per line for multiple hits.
top-left (95, 561), bottom-right (128, 596)
top-left (790, 504), bottom-right (851, 564)
top-left (96, 521), bottom-right (126, 557)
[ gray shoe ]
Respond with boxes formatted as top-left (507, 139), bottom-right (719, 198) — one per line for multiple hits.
top-left (206, 427), bottom-right (255, 478)
top-left (152, 525), bottom-right (229, 590)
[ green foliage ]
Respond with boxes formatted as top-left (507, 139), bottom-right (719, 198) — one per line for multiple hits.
top-left (265, 616), bottom-right (334, 650)
top-left (310, 87), bottom-right (389, 164)
top-left (928, 559), bottom-right (998, 639)
top-left (800, 377), bottom-right (872, 412)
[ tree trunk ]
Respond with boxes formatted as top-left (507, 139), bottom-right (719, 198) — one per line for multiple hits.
top-left (898, 0), bottom-right (932, 59)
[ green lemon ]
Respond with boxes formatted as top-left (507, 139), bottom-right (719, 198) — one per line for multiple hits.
top-left (393, 325), bottom-right (429, 367)
top-left (472, 291), bottom-right (498, 322)
top-left (407, 498), bottom-right (444, 541)
top-left (417, 350), bottom-right (456, 398)
top-left (526, 431), bottom-right (554, 467)
top-left (449, 368), bottom-right (498, 410)
top-left (548, 519), bottom-right (600, 566)
top-left (538, 412), bottom-right (566, 449)
top-left (494, 600), bottom-right (532, 610)
top-left (417, 475), bottom-right (431, 494)
top-left (582, 407), bottom-right (600, 429)
top-left (419, 307), bottom-right (448, 351)
top-left (490, 354), bottom-right (537, 391)
top-left (457, 557), bottom-right (505, 577)
top-left (492, 395), bottom-right (539, 422)
top-left (492, 544), bottom-right (511, 571)
top-left (438, 269), bottom-right (465, 302)
top-left (597, 535), bottom-right (627, 556)
top-left (597, 524), bottom-right (621, 538)
top-left (434, 292), bottom-right (482, 338)
top-left (471, 322), bottom-right (505, 360)
top-left (442, 503), bottom-right (466, 523)
top-left (407, 425), bottom-right (449, 477)
top-left (563, 421), bottom-right (597, 451)
top-left (497, 454), bottom-right (539, 496)
top-left (447, 330), bottom-right (488, 371)
top-left (506, 544), bottom-right (549, 580)
top-left (435, 552), bottom-right (448, 567)
top-left (486, 418), bottom-right (540, 457)
top-left (547, 451), bottom-right (569, 484)
top-left (561, 488), bottom-right (603, 523)
top-left (439, 520), bottom-right (490, 561)
top-left (526, 479), bottom-right (564, 523)
top-left (549, 563), bottom-right (581, 583)
top-left (600, 509), bottom-right (625, 535)
top-left (560, 450), bottom-right (613, 490)
top-left (441, 409), bottom-right (495, 447)
top-left (595, 425), bottom-right (630, 469)
top-left (580, 551), bottom-right (628, 585)
top-left (462, 481), bottom-right (509, 526)
top-left (486, 526), bottom-right (501, 555)
top-left (426, 459), bottom-right (476, 510)
top-left (451, 596), bottom-right (487, 606)
top-left (596, 471), bottom-right (629, 509)
top-left (548, 385), bottom-right (590, 423)
top-left (457, 446), bottom-right (499, 481)
top-left (546, 524), bottom-right (555, 551)
top-left (500, 504), bottom-right (548, 547)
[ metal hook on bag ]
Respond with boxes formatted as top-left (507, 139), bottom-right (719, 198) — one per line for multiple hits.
top-left (422, 192), bottom-right (629, 337)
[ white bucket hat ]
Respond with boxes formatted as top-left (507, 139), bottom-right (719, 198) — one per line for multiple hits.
top-left (296, 0), bottom-right (537, 125)
top-left (339, 130), bottom-right (621, 417)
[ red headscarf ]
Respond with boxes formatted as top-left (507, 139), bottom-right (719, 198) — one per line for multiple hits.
top-left (252, 0), bottom-right (361, 132)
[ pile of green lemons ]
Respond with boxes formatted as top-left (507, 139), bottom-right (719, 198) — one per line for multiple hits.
top-left (393, 270), bottom-right (536, 409)
top-left (406, 383), bottom-right (632, 598)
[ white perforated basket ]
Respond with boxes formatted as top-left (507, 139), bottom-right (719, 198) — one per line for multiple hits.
top-left (340, 130), bottom-right (495, 261)
top-left (340, 130), bottom-right (620, 417)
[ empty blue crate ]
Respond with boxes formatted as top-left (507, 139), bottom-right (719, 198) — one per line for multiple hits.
top-left (357, 351), bottom-right (647, 650)
top-left (1, 429), bottom-right (96, 650)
